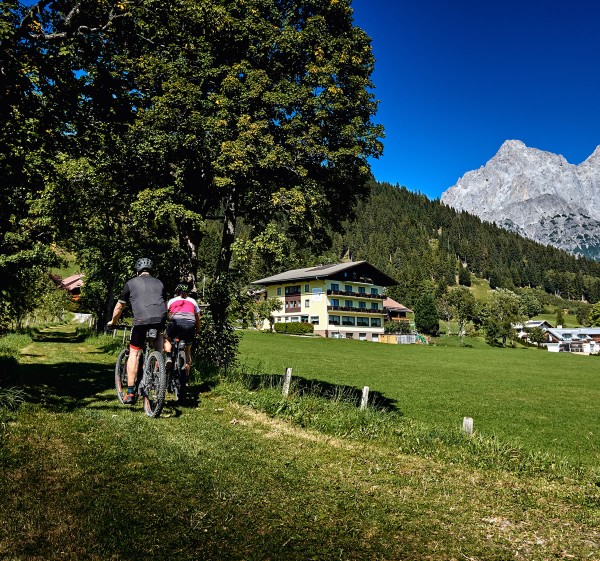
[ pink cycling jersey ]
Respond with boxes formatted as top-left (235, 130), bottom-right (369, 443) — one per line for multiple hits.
top-left (167, 296), bottom-right (200, 326)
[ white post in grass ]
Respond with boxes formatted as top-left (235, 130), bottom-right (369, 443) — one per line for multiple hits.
top-left (462, 416), bottom-right (474, 435)
top-left (282, 367), bottom-right (292, 397)
top-left (360, 386), bottom-right (369, 410)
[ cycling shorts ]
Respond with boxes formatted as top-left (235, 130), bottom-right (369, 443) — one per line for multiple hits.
top-left (166, 319), bottom-right (195, 345)
top-left (130, 322), bottom-right (165, 351)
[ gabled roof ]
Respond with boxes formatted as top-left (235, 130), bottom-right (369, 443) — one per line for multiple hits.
top-left (251, 261), bottom-right (398, 287)
top-left (60, 273), bottom-right (84, 291)
top-left (383, 297), bottom-right (412, 313)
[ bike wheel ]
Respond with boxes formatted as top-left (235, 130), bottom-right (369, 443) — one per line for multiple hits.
top-left (173, 350), bottom-right (187, 401)
top-left (114, 348), bottom-right (129, 405)
top-left (142, 350), bottom-right (167, 418)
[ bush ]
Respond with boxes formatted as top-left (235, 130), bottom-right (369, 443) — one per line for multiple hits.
top-left (273, 322), bottom-right (314, 335)
top-left (384, 320), bottom-right (411, 334)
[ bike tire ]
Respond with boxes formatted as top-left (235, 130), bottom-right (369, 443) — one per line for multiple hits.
top-left (173, 350), bottom-right (187, 401)
top-left (114, 348), bottom-right (129, 405)
top-left (142, 350), bottom-right (167, 418)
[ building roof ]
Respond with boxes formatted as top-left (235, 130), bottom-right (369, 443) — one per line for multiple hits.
top-left (60, 273), bottom-right (84, 291)
top-left (251, 261), bottom-right (398, 287)
top-left (545, 327), bottom-right (600, 341)
top-left (383, 297), bottom-right (412, 313)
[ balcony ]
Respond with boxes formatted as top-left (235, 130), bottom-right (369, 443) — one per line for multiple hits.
top-left (327, 305), bottom-right (384, 314)
top-left (327, 289), bottom-right (384, 300)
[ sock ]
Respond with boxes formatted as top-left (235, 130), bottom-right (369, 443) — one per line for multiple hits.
top-left (127, 386), bottom-right (135, 394)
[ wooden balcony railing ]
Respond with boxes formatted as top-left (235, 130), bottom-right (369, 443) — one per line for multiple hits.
top-left (327, 306), bottom-right (384, 314)
top-left (327, 289), bottom-right (383, 300)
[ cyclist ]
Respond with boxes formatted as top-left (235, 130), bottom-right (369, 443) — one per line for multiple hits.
top-left (164, 283), bottom-right (201, 381)
top-left (107, 258), bottom-right (167, 404)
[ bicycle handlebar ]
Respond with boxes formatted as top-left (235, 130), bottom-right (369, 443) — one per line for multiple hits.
top-left (106, 323), bottom-right (132, 332)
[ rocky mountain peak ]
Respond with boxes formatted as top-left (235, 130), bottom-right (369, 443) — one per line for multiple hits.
top-left (441, 141), bottom-right (600, 259)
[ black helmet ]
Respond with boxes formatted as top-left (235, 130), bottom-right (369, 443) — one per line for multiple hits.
top-left (175, 283), bottom-right (188, 295)
top-left (134, 257), bottom-right (153, 273)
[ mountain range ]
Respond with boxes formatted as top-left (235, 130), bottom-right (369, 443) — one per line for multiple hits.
top-left (441, 140), bottom-right (600, 260)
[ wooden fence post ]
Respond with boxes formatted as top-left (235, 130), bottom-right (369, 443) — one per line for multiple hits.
top-left (462, 416), bottom-right (474, 435)
top-left (360, 386), bottom-right (369, 410)
top-left (282, 367), bottom-right (292, 397)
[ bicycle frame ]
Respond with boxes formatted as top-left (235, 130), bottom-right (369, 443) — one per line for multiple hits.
top-left (113, 325), bottom-right (167, 417)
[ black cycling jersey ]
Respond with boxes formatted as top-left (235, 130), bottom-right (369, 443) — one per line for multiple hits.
top-left (119, 274), bottom-right (167, 326)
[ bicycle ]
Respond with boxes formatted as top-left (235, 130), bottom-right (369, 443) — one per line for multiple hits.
top-left (112, 325), bottom-right (167, 418)
top-left (167, 335), bottom-right (188, 402)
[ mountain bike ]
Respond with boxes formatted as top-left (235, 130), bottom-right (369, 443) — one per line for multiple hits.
top-left (113, 325), bottom-right (167, 418)
top-left (167, 335), bottom-right (188, 402)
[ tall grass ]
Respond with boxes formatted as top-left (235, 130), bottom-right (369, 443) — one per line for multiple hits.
top-left (0, 332), bottom-right (31, 433)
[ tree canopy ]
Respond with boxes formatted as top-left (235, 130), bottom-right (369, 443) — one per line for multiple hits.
top-left (1, 0), bottom-right (383, 341)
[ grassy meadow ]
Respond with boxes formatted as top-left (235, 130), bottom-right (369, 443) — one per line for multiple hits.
top-left (238, 331), bottom-right (600, 469)
top-left (1, 324), bottom-right (600, 560)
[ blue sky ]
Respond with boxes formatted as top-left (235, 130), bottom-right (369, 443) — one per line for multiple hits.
top-left (351, 0), bottom-right (600, 199)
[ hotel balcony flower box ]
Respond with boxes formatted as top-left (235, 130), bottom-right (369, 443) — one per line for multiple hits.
top-left (327, 289), bottom-right (384, 300)
top-left (327, 305), bottom-right (384, 314)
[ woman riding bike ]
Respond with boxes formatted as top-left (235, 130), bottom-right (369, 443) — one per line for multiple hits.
top-left (164, 283), bottom-right (201, 382)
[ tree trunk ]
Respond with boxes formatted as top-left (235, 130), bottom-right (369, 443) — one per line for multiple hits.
top-left (101, 278), bottom-right (115, 332)
top-left (211, 188), bottom-right (238, 326)
top-left (180, 218), bottom-right (203, 291)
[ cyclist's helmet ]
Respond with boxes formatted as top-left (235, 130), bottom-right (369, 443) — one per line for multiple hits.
top-left (175, 283), bottom-right (188, 295)
top-left (134, 257), bottom-right (153, 273)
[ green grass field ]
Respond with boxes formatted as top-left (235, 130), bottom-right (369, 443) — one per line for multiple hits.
top-left (239, 331), bottom-right (600, 468)
top-left (1, 325), bottom-right (600, 559)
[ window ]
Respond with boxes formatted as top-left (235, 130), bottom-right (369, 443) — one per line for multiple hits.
top-left (359, 301), bottom-right (366, 309)
top-left (342, 316), bottom-right (355, 326)
top-left (291, 316), bottom-right (300, 322)
top-left (370, 303), bottom-right (379, 310)
top-left (285, 285), bottom-right (301, 295)
top-left (301, 315), bottom-right (308, 323)
top-left (312, 287), bottom-right (322, 295)
top-left (357, 317), bottom-right (369, 326)
top-left (345, 333), bottom-right (354, 339)
top-left (370, 287), bottom-right (379, 295)
top-left (305, 299), bottom-right (310, 308)
top-left (358, 286), bottom-right (366, 294)
top-left (331, 283), bottom-right (339, 291)
top-left (331, 299), bottom-right (339, 307)
top-left (372, 334), bottom-right (379, 342)
top-left (345, 300), bottom-right (353, 308)
top-left (304, 284), bottom-right (310, 293)
top-left (344, 284), bottom-right (352, 293)
top-left (277, 287), bottom-right (282, 296)
top-left (370, 318), bottom-right (381, 327)
top-left (329, 315), bottom-right (341, 325)
top-left (310, 316), bottom-right (319, 325)
top-left (359, 333), bottom-right (367, 341)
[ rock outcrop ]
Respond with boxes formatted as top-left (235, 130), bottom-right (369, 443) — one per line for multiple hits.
top-left (441, 140), bottom-right (600, 259)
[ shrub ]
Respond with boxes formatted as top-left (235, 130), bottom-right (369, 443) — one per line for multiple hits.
top-left (273, 322), bottom-right (314, 335)
top-left (384, 320), bottom-right (411, 334)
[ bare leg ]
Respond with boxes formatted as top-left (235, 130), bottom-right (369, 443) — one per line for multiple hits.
top-left (185, 344), bottom-right (193, 377)
top-left (127, 347), bottom-right (142, 387)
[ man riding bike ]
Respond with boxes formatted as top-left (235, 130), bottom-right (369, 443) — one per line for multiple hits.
top-left (163, 283), bottom-right (201, 380)
top-left (107, 258), bottom-right (167, 404)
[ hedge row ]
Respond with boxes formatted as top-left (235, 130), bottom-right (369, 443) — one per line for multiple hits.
top-left (273, 322), bottom-right (314, 335)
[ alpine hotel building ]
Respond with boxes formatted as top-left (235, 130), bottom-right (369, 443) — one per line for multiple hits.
top-left (252, 261), bottom-right (399, 341)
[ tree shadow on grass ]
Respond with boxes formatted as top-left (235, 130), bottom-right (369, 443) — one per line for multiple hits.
top-left (4, 360), bottom-right (117, 412)
top-left (237, 372), bottom-right (402, 413)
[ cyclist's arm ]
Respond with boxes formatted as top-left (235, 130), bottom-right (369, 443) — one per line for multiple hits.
top-left (195, 311), bottom-right (201, 334)
top-left (108, 300), bottom-right (126, 327)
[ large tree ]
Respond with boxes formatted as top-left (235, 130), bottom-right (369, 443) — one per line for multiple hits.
top-left (5, 0), bottom-right (383, 356)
